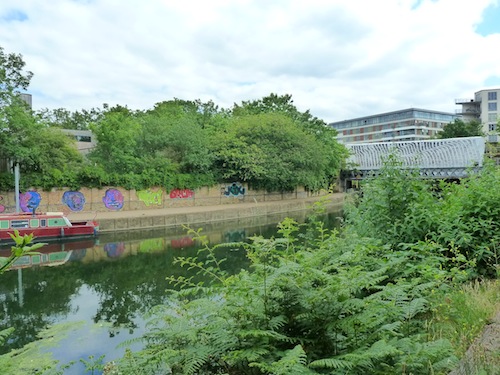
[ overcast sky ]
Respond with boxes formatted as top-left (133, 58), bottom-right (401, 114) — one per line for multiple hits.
top-left (1, 0), bottom-right (499, 123)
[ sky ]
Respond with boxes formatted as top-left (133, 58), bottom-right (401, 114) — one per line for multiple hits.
top-left (1, 0), bottom-right (500, 123)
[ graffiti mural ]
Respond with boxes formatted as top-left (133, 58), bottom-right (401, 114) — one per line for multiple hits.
top-left (0, 196), bottom-right (4, 213)
top-left (137, 189), bottom-right (163, 206)
top-left (171, 236), bottom-right (195, 249)
top-left (104, 242), bottom-right (126, 258)
top-left (223, 229), bottom-right (247, 243)
top-left (138, 238), bottom-right (165, 253)
top-left (222, 182), bottom-right (245, 197)
top-left (62, 191), bottom-right (86, 212)
top-left (102, 189), bottom-right (124, 211)
top-left (169, 189), bottom-right (194, 199)
top-left (20, 191), bottom-right (42, 213)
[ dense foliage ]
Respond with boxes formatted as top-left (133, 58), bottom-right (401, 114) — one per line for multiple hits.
top-left (83, 96), bottom-right (347, 192)
top-left (0, 47), bottom-right (348, 191)
top-left (0, 47), bottom-right (85, 190)
top-left (438, 118), bottom-right (483, 139)
top-left (1, 157), bottom-right (500, 374)
top-left (87, 161), bottom-right (498, 375)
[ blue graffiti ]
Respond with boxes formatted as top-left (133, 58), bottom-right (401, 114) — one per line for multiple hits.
top-left (20, 191), bottom-right (41, 213)
top-left (102, 189), bottom-right (124, 210)
top-left (223, 182), bottom-right (245, 197)
top-left (62, 191), bottom-right (86, 212)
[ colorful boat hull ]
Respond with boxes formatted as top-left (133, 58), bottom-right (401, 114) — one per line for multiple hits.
top-left (0, 212), bottom-right (99, 243)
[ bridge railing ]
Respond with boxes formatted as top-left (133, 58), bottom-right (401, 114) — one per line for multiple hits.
top-left (345, 136), bottom-right (485, 171)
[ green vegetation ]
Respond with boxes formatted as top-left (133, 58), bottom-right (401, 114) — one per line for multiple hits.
top-left (438, 118), bottom-right (484, 139)
top-left (1, 156), bottom-right (500, 375)
top-left (94, 162), bottom-right (495, 375)
top-left (0, 230), bottom-right (46, 275)
top-left (0, 47), bottom-right (83, 190)
top-left (1, 47), bottom-right (347, 192)
top-left (2, 45), bottom-right (499, 375)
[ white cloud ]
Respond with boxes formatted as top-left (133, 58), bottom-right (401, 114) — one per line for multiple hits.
top-left (1, 0), bottom-right (499, 122)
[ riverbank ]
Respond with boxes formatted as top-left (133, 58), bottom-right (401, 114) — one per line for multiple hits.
top-left (67, 193), bottom-right (345, 233)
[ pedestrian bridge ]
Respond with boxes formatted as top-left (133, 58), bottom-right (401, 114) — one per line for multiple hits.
top-left (341, 136), bottom-right (485, 188)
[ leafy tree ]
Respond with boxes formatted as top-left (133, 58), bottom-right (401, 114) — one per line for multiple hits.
top-left (0, 46), bottom-right (83, 190)
top-left (0, 46), bottom-right (36, 169)
top-left (231, 93), bottom-right (348, 189)
top-left (0, 46), bottom-right (33, 107)
top-left (438, 118), bottom-right (483, 139)
top-left (232, 93), bottom-right (327, 132)
top-left (211, 112), bottom-right (334, 191)
top-left (88, 105), bottom-right (143, 174)
top-left (140, 99), bottom-right (216, 175)
top-left (35, 107), bottom-right (103, 130)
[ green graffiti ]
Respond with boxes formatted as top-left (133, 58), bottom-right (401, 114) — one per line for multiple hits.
top-left (137, 189), bottom-right (163, 206)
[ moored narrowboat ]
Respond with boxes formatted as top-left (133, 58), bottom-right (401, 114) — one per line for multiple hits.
top-left (0, 211), bottom-right (99, 243)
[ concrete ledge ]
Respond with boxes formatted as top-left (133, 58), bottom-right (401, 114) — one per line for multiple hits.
top-left (87, 194), bottom-right (345, 233)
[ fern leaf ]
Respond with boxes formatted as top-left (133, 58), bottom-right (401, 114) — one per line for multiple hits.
top-left (401, 297), bottom-right (428, 320)
top-left (309, 357), bottom-right (354, 370)
top-left (0, 327), bottom-right (14, 346)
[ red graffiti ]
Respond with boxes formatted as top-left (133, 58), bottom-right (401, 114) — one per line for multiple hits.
top-left (171, 237), bottom-right (195, 249)
top-left (169, 189), bottom-right (194, 199)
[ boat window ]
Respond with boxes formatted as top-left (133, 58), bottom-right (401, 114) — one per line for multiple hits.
top-left (0, 220), bottom-right (9, 229)
top-left (48, 218), bottom-right (65, 227)
top-left (41, 219), bottom-right (46, 227)
top-left (11, 220), bottom-right (29, 229)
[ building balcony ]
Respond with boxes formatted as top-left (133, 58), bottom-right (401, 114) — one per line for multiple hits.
top-left (455, 98), bottom-right (480, 104)
top-left (455, 108), bottom-right (480, 115)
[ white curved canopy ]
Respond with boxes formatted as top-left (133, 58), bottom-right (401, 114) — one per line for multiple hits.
top-left (346, 137), bottom-right (485, 170)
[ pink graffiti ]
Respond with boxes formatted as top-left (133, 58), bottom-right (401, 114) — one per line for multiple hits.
top-left (171, 237), bottom-right (195, 249)
top-left (169, 189), bottom-right (194, 199)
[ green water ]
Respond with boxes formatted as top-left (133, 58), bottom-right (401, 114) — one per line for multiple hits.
top-left (0, 210), bottom-right (341, 373)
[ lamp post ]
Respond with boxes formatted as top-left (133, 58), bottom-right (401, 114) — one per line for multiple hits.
top-left (14, 162), bottom-right (20, 213)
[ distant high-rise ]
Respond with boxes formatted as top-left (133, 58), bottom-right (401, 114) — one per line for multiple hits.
top-left (329, 108), bottom-right (456, 144)
top-left (20, 93), bottom-right (32, 108)
top-left (455, 88), bottom-right (500, 133)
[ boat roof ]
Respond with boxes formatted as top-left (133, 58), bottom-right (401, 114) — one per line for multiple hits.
top-left (0, 212), bottom-right (66, 219)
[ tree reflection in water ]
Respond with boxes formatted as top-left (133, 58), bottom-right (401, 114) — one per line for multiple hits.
top-left (0, 210), bottom-right (341, 357)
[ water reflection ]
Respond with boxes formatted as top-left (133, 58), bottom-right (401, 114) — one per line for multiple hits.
top-left (0, 210), bottom-right (342, 370)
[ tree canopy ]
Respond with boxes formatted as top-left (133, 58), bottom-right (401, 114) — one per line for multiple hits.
top-left (0, 47), bottom-right (83, 190)
top-left (438, 118), bottom-right (483, 139)
top-left (0, 47), bottom-right (348, 192)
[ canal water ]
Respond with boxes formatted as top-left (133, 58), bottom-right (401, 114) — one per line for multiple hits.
top-left (0, 209), bottom-right (342, 373)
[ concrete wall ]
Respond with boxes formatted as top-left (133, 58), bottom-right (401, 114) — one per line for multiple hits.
top-left (0, 184), bottom-right (328, 215)
top-left (94, 194), bottom-right (344, 233)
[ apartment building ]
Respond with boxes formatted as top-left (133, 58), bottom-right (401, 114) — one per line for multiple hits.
top-left (329, 108), bottom-right (457, 144)
top-left (455, 88), bottom-right (500, 133)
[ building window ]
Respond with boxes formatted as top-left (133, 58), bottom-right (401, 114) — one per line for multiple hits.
top-left (489, 123), bottom-right (497, 132)
top-left (488, 92), bottom-right (497, 100)
top-left (488, 102), bottom-right (497, 111)
top-left (489, 113), bottom-right (498, 122)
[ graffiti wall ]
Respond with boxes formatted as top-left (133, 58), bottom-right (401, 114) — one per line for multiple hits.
top-left (62, 191), bottom-right (86, 212)
top-left (20, 191), bottom-right (42, 213)
top-left (0, 182), bottom-right (308, 214)
top-left (222, 182), bottom-right (245, 197)
top-left (137, 189), bottom-right (163, 206)
top-left (169, 189), bottom-right (194, 199)
top-left (102, 189), bottom-right (124, 211)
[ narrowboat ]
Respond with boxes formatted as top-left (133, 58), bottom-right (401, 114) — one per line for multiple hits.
top-left (0, 238), bottom-right (97, 270)
top-left (0, 211), bottom-right (99, 243)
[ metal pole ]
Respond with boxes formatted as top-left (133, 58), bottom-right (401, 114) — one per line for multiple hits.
top-left (14, 162), bottom-right (20, 213)
top-left (18, 269), bottom-right (24, 307)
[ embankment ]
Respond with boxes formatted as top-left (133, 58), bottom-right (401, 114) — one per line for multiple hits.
top-left (68, 194), bottom-right (345, 233)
